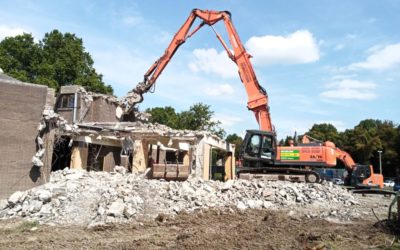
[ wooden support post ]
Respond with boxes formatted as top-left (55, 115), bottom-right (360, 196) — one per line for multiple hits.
top-left (132, 140), bottom-right (148, 173)
top-left (203, 144), bottom-right (211, 180)
top-left (224, 152), bottom-right (233, 181)
top-left (183, 151), bottom-right (190, 166)
top-left (102, 152), bottom-right (115, 172)
top-left (70, 142), bottom-right (88, 170)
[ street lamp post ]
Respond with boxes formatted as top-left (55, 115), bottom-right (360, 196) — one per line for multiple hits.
top-left (378, 150), bottom-right (383, 175)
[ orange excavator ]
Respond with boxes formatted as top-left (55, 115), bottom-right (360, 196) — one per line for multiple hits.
top-left (120, 9), bottom-right (383, 187)
top-left (300, 135), bottom-right (383, 188)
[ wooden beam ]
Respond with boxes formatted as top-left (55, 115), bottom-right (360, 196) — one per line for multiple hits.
top-left (70, 142), bottom-right (88, 170)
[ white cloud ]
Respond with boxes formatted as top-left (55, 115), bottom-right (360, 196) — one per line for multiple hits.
top-left (0, 25), bottom-right (27, 40)
top-left (122, 15), bottom-right (143, 26)
top-left (331, 74), bottom-right (357, 80)
top-left (334, 43), bottom-right (345, 51)
top-left (188, 48), bottom-right (237, 78)
top-left (245, 30), bottom-right (320, 65)
top-left (320, 79), bottom-right (377, 100)
top-left (213, 113), bottom-right (242, 128)
top-left (203, 84), bottom-right (234, 96)
top-left (346, 34), bottom-right (357, 40)
top-left (349, 43), bottom-right (400, 71)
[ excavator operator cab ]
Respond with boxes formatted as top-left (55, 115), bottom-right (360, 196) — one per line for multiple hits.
top-left (240, 130), bottom-right (276, 168)
top-left (350, 164), bottom-right (380, 188)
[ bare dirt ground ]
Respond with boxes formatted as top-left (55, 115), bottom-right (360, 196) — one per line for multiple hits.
top-left (0, 194), bottom-right (399, 250)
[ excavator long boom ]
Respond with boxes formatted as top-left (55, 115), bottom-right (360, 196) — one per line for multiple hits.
top-left (121, 9), bottom-right (273, 131)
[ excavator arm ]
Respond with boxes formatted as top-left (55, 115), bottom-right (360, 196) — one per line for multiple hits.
top-left (334, 147), bottom-right (356, 170)
top-left (120, 9), bottom-right (273, 131)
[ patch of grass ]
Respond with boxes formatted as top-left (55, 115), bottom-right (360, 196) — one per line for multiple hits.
top-left (11, 221), bottom-right (39, 233)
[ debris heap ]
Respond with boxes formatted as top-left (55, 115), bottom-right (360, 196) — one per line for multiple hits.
top-left (0, 168), bottom-right (360, 226)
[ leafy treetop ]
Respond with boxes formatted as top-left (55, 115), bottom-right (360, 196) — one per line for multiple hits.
top-left (0, 30), bottom-right (113, 94)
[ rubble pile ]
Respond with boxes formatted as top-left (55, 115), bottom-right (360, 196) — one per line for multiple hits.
top-left (0, 168), bottom-right (360, 226)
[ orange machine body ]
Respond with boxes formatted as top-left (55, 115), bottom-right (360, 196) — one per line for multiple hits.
top-left (276, 145), bottom-right (337, 167)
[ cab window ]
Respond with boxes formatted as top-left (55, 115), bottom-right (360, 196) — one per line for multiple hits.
top-left (246, 134), bottom-right (261, 157)
top-left (261, 135), bottom-right (273, 159)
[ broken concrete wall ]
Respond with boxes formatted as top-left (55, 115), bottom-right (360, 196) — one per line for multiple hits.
top-left (55, 85), bottom-right (119, 124)
top-left (0, 75), bottom-right (55, 199)
top-left (84, 97), bottom-right (119, 123)
top-left (193, 134), bottom-right (236, 181)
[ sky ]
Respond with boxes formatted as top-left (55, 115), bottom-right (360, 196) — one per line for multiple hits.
top-left (1, 0), bottom-right (399, 138)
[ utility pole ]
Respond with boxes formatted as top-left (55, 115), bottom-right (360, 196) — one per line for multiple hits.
top-left (378, 150), bottom-right (383, 175)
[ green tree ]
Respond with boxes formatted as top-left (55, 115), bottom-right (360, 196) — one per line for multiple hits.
top-left (343, 119), bottom-right (383, 165)
top-left (0, 30), bottom-right (113, 94)
top-left (342, 119), bottom-right (398, 176)
top-left (306, 123), bottom-right (342, 145)
top-left (146, 103), bottom-right (225, 138)
top-left (0, 34), bottom-right (41, 83)
top-left (225, 133), bottom-right (243, 158)
top-left (177, 103), bottom-right (225, 138)
top-left (146, 106), bottom-right (179, 128)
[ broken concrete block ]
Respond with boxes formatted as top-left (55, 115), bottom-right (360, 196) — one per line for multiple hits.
top-left (236, 201), bottom-right (247, 210)
top-left (107, 200), bottom-right (125, 217)
top-left (14, 204), bottom-right (22, 212)
top-left (8, 191), bottom-right (26, 206)
top-left (36, 189), bottom-right (52, 203)
top-left (37, 121), bottom-right (46, 131)
top-left (32, 156), bottom-right (44, 167)
top-left (221, 180), bottom-right (234, 192)
top-left (35, 148), bottom-right (46, 158)
top-left (29, 200), bottom-right (43, 213)
top-left (37, 136), bottom-right (44, 146)
top-left (123, 206), bottom-right (136, 218)
top-left (0, 200), bottom-right (8, 210)
top-left (114, 166), bottom-right (127, 175)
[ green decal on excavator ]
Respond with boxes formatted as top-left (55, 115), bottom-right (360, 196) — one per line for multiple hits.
top-left (280, 150), bottom-right (300, 160)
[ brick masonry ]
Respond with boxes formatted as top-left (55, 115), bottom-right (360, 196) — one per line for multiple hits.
top-left (0, 78), bottom-right (54, 199)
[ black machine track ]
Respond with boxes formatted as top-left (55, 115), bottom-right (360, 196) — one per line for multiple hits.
top-left (238, 167), bottom-right (321, 183)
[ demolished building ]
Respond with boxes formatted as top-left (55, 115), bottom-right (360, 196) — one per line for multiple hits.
top-left (53, 85), bottom-right (236, 181)
top-left (0, 80), bottom-right (235, 198)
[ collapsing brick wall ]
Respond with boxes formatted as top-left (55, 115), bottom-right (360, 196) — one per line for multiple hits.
top-left (0, 76), bottom-right (55, 199)
top-left (55, 85), bottom-right (120, 124)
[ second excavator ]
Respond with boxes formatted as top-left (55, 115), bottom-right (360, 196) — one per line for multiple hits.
top-left (119, 9), bottom-right (383, 187)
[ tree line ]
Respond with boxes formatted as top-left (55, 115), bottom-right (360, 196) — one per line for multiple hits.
top-left (0, 30), bottom-right (112, 94)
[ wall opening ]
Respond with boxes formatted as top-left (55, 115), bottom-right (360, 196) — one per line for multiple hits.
top-left (51, 136), bottom-right (72, 171)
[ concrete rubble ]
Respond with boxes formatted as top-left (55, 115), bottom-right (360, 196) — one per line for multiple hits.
top-left (75, 121), bottom-right (221, 139)
top-left (32, 108), bottom-right (69, 167)
top-left (0, 168), bottom-right (361, 226)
